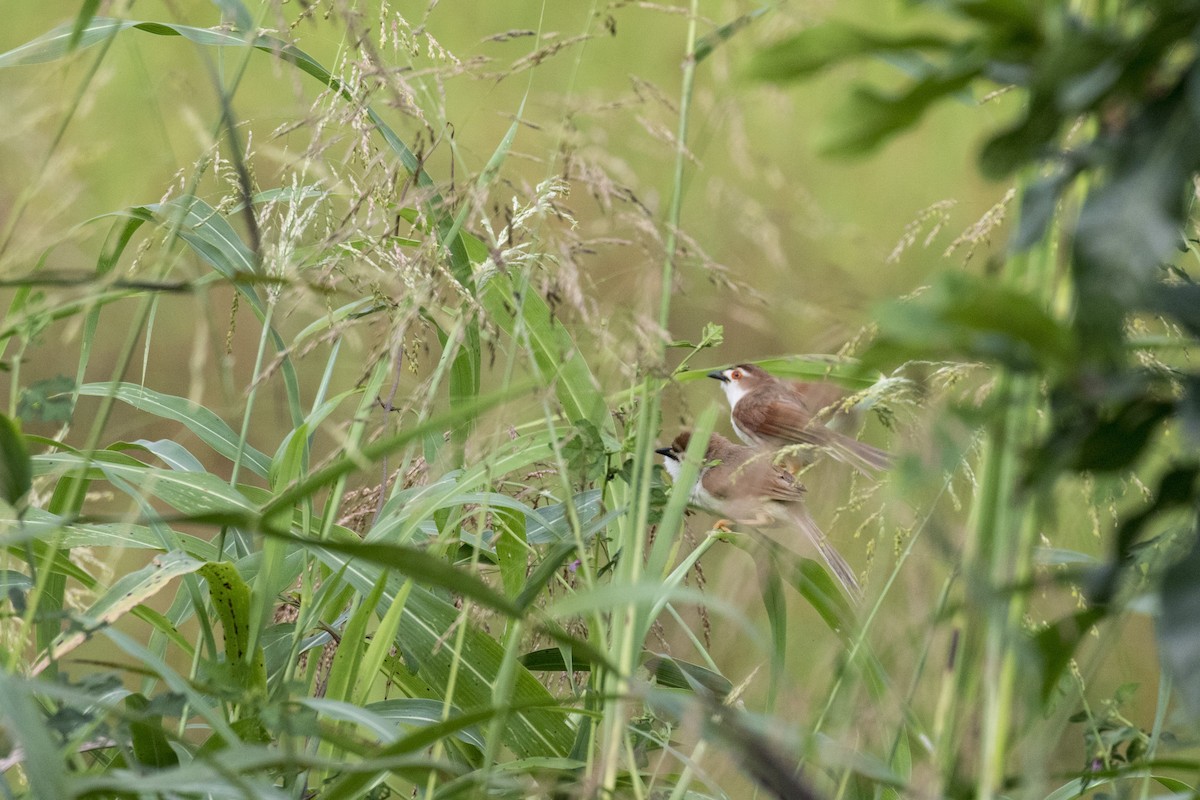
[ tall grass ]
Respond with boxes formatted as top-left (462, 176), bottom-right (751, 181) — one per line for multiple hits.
top-left (0, 3), bottom-right (1194, 800)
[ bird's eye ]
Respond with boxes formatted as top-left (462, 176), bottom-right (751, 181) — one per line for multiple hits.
top-left (730, 369), bottom-right (742, 380)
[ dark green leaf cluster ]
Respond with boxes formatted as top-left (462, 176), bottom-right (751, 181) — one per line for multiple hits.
top-left (754, 0), bottom-right (1200, 724)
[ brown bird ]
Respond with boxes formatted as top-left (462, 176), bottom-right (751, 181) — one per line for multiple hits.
top-left (656, 431), bottom-right (861, 600)
top-left (707, 364), bottom-right (890, 476)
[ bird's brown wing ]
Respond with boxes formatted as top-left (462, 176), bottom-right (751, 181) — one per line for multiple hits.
top-left (756, 398), bottom-right (891, 475)
top-left (789, 381), bottom-right (846, 417)
top-left (750, 461), bottom-right (807, 503)
top-left (750, 398), bottom-right (828, 446)
top-left (705, 449), bottom-right (806, 503)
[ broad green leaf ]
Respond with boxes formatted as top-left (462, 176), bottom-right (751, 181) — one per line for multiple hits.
top-left (197, 561), bottom-right (268, 699)
top-left (761, 565), bottom-right (787, 706)
top-left (299, 697), bottom-right (487, 751)
top-left (643, 654), bottom-right (733, 699)
top-left (1032, 608), bottom-right (1105, 702)
top-left (0, 19), bottom-right (288, 68)
top-left (126, 692), bottom-right (179, 768)
top-left (0, 570), bottom-right (31, 592)
top-left (76, 382), bottom-right (271, 477)
top-left (21, 508), bottom-right (218, 560)
top-left (1158, 522), bottom-right (1200, 715)
top-left (0, 412), bottom-right (31, 508)
top-left (524, 490), bottom-right (606, 545)
top-left (515, 541), bottom-right (578, 612)
top-left (320, 703), bottom-right (551, 797)
top-left (269, 535), bottom-right (521, 620)
top-left (493, 506), bottom-right (528, 600)
top-left (819, 66), bottom-right (980, 156)
top-left (91, 198), bottom-right (305, 428)
top-left (0, 673), bottom-right (67, 799)
top-left (863, 272), bottom-right (1075, 373)
top-left (141, 196), bottom-right (259, 275)
top-left (34, 452), bottom-right (258, 520)
top-left (291, 298), bottom-right (381, 344)
top-left (269, 421), bottom-right (310, 492)
top-left (33, 551), bottom-right (204, 673)
top-left (120, 439), bottom-right (206, 472)
top-left (365, 699), bottom-right (487, 750)
top-left (749, 21), bottom-right (952, 82)
top-left (68, 0), bottom-right (103, 51)
top-left (356, 579), bottom-right (412, 706)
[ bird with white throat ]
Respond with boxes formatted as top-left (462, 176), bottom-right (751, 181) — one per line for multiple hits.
top-left (707, 363), bottom-right (890, 476)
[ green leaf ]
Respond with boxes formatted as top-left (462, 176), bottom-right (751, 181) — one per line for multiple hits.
top-left (749, 20), bottom-right (952, 82)
top-left (268, 535), bottom-right (521, 620)
top-left (356, 580), bottom-right (413, 707)
top-left (16, 376), bottom-right (75, 424)
top-left (761, 565), bottom-right (787, 706)
top-left (0, 674), bottom-right (67, 799)
top-left (0, 412), bottom-right (31, 508)
top-left (197, 561), bottom-right (268, 699)
top-left (324, 573), bottom-right (389, 704)
top-left (819, 66), bottom-right (981, 156)
top-left (262, 381), bottom-right (529, 520)
top-left (1158, 523), bottom-right (1200, 716)
top-left (863, 272), bottom-right (1075, 373)
top-left (695, 7), bottom-right (767, 64)
top-left (493, 506), bottom-right (528, 600)
top-left (34, 551), bottom-right (204, 673)
top-left (76, 382), bottom-right (271, 477)
top-left (515, 541), bottom-right (578, 612)
top-left (126, 692), bottom-right (180, 768)
top-left (0, 19), bottom-right (286, 68)
top-left (68, 0), bottom-right (103, 51)
top-left (1012, 167), bottom-right (1079, 250)
top-left (643, 654), bottom-right (733, 699)
top-left (34, 451), bottom-right (258, 520)
top-left (20, 508), bottom-right (218, 560)
top-left (312, 547), bottom-right (575, 759)
top-left (120, 438), bottom-right (205, 473)
top-left (363, 699), bottom-right (486, 750)
top-left (1032, 608), bottom-right (1105, 703)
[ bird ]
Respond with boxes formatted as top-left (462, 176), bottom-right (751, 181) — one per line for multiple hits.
top-left (656, 430), bottom-right (861, 600)
top-left (707, 363), bottom-right (890, 476)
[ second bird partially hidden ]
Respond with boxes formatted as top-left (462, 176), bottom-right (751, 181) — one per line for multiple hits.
top-left (656, 431), bottom-right (861, 600)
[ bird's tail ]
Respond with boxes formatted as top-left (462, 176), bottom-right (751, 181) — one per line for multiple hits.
top-left (821, 429), bottom-right (891, 477)
top-left (789, 506), bottom-right (862, 602)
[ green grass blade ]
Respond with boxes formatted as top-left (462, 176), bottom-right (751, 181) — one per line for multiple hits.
top-left (76, 382), bottom-right (271, 477)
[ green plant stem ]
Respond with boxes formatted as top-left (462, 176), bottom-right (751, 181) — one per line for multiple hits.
top-left (973, 221), bottom-right (1057, 800)
top-left (598, 1), bottom-right (702, 789)
top-left (658, 0), bottom-right (700, 333)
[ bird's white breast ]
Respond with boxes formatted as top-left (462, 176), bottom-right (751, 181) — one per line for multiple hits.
top-left (721, 380), bottom-right (751, 408)
top-left (659, 454), bottom-right (719, 512)
top-left (661, 456), bottom-right (682, 482)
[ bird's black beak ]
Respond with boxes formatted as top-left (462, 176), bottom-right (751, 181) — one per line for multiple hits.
top-left (654, 446), bottom-right (677, 459)
top-left (706, 370), bottom-right (728, 382)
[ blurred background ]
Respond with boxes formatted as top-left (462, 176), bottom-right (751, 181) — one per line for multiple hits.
top-left (0, 2), bottom-right (1164, 791)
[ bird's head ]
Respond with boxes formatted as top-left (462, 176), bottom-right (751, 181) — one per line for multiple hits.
top-left (706, 364), bottom-right (770, 404)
